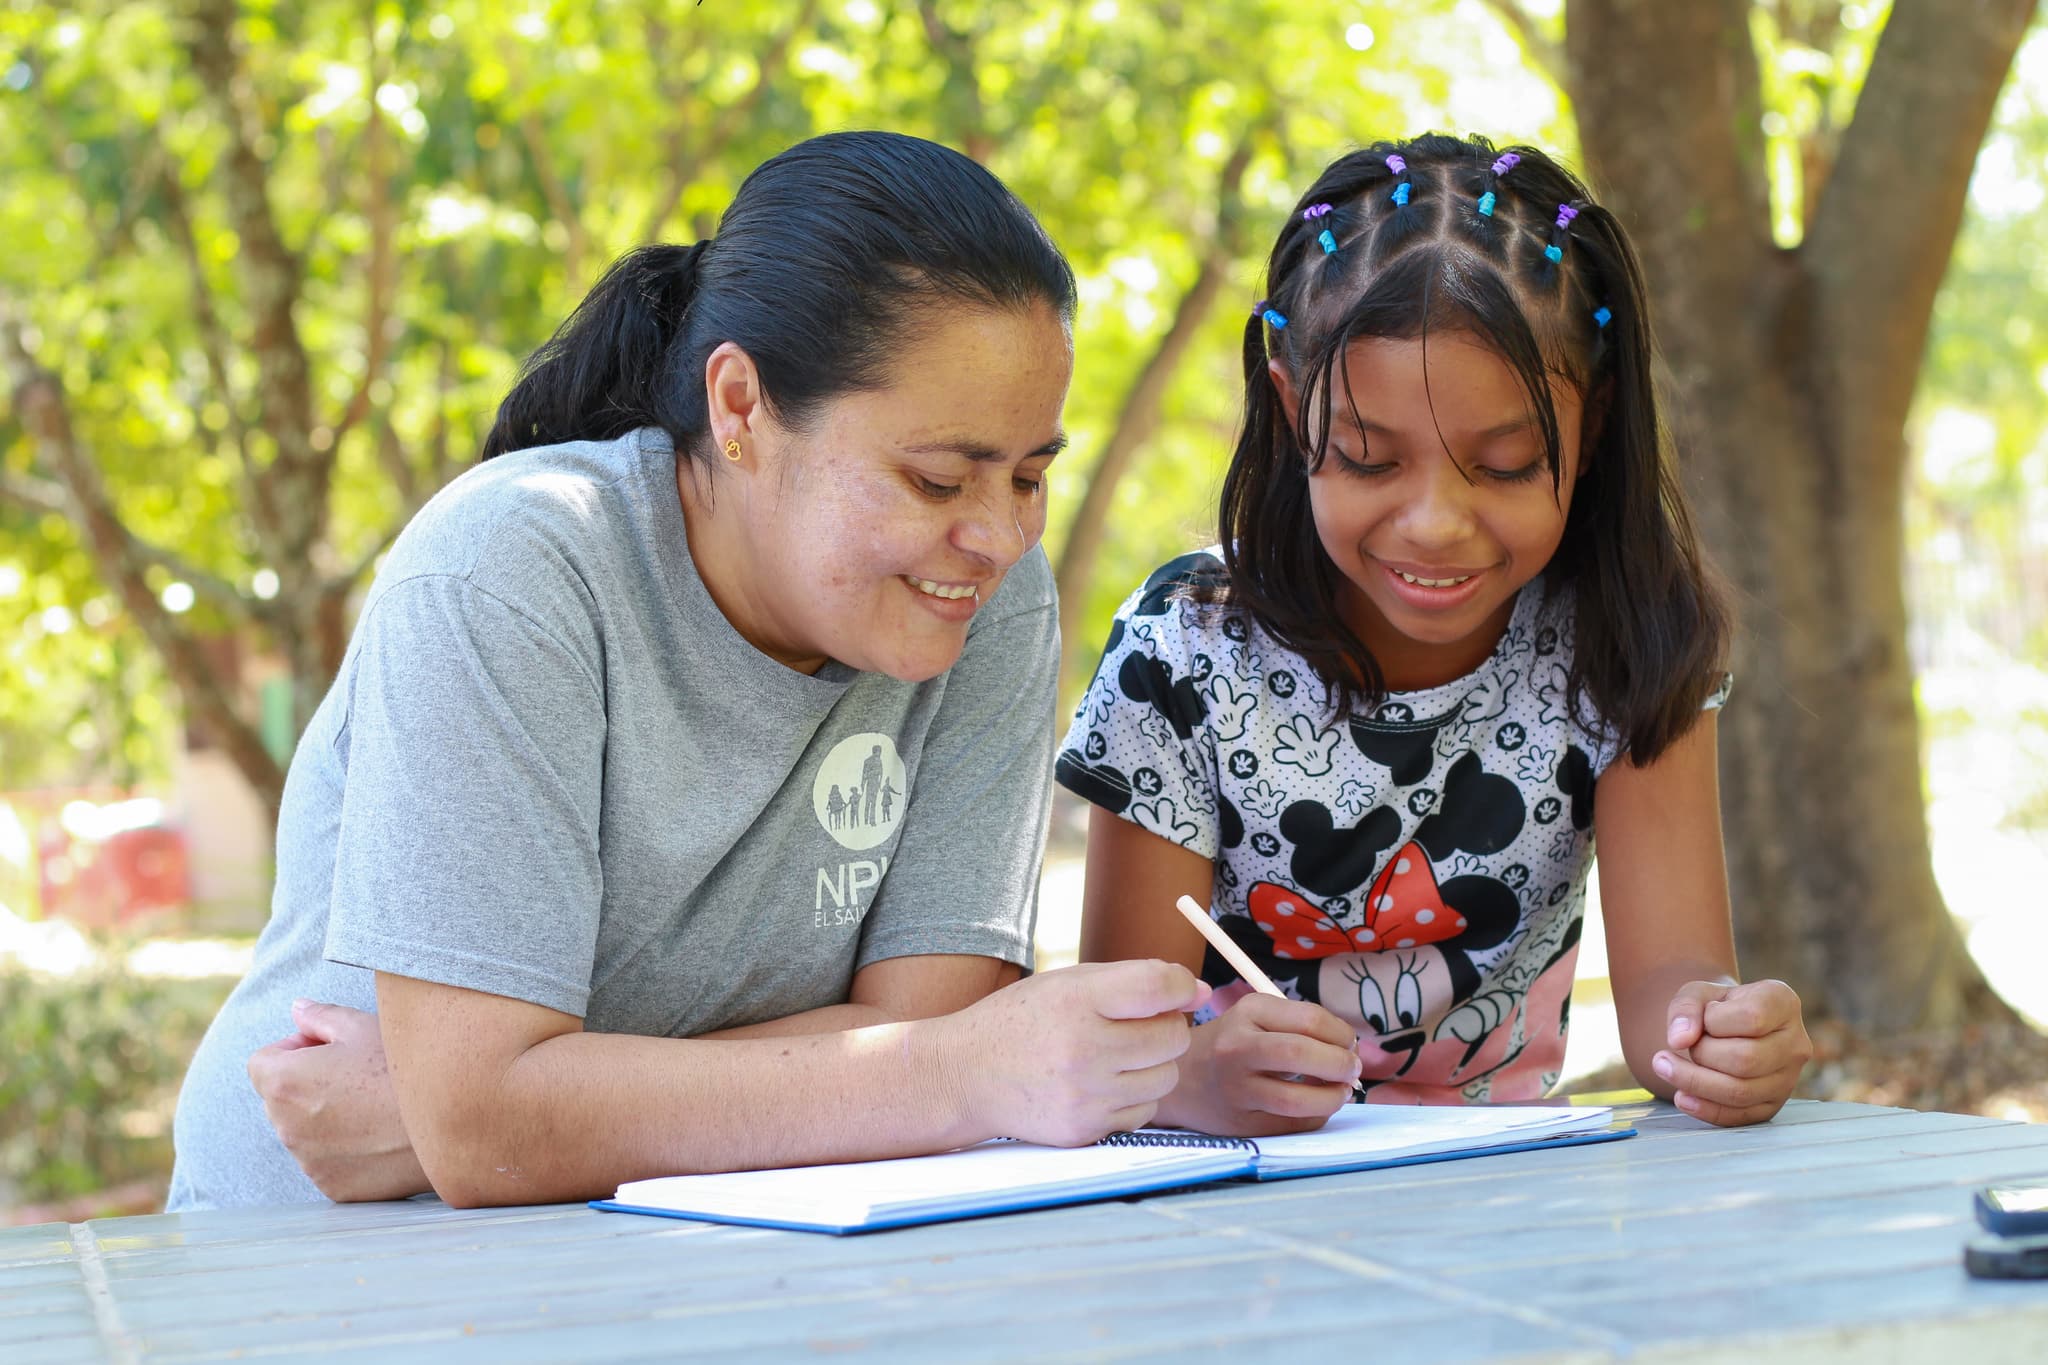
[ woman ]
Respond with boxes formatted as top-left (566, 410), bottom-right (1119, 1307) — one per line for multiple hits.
top-left (169, 132), bottom-right (1203, 1211)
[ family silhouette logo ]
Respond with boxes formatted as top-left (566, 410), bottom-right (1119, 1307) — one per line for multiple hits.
top-left (812, 732), bottom-right (908, 852)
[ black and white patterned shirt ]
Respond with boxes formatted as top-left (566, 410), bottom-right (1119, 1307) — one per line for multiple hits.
top-left (1058, 549), bottom-right (1723, 1101)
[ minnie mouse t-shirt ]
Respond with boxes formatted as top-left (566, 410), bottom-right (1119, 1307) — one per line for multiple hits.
top-left (1058, 550), bottom-right (1722, 1103)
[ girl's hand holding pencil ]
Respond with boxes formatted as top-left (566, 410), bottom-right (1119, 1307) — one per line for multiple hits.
top-left (1145, 896), bottom-right (1368, 1138)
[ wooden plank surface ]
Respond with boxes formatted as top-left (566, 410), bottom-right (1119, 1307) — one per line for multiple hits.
top-left (5, 1101), bottom-right (2048, 1363)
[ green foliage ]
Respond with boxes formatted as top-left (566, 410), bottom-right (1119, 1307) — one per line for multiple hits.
top-left (0, 958), bottom-right (233, 1204)
top-left (0, 0), bottom-right (1588, 784)
top-left (1921, 25), bottom-right (2048, 486)
top-left (1907, 23), bottom-right (2048, 669)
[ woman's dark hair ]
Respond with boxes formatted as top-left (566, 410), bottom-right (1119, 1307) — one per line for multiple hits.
top-left (1217, 132), bottom-right (1729, 764)
top-left (481, 130), bottom-right (1076, 463)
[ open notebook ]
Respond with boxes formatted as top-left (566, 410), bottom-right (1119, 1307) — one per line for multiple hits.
top-left (590, 1102), bottom-right (1630, 1235)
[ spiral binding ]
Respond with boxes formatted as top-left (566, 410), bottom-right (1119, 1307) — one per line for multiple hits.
top-left (1099, 1130), bottom-right (1260, 1153)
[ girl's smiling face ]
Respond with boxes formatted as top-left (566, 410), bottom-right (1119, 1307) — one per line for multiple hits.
top-left (1273, 332), bottom-right (1588, 692)
top-left (692, 302), bottom-right (1073, 682)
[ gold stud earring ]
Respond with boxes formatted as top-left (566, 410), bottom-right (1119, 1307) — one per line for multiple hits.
top-left (723, 439), bottom-right (742, 462)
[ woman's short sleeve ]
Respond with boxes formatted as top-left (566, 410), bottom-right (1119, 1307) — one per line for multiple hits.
top-left (322, 574), bottom-right (608, 1017)
top-left (854, 553), bottom-right (1060, 972)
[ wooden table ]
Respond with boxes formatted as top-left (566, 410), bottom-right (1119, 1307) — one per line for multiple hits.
top-left (6, 1100), bottom-right (2048, 1363)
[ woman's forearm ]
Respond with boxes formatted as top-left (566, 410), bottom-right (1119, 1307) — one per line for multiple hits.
top-left (381, 960), bottom-right (1203, 1208)
top-left (433, 1019), bottom-right (979, 1207)
top-left (698, 1004), bottom-right (896, 1039)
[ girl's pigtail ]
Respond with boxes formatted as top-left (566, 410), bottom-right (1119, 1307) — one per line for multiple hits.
top-left (1371, 150), bottom-right (1430, 264)
top-left (1455, 157), bottom-right (1510, 258)
top-left (1220, 301), bottom-right (1289, 581)
top-left (1535, 200), bottom-right (1580, 292)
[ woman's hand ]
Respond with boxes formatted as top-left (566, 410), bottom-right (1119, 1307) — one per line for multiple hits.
top-left (1651, 979), bottom-right (1812, 1126)
top-left (1153, 993), bottom-right (1361, 1137)
top-left (246, 1000), bottom-right (431, 1202)
top-left (944, 959), bottom-right (1211, 1147)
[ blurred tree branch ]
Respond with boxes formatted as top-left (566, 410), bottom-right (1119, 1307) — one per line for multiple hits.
top-left (640, 0), bottom-right (821, 244)
top-left (183, 0), bottom-right (330, 580)
top-left (519, 108), bottom-right (591, 295)
top-left (155, 155), bottom-right (264, 532)
top-left (329, 11), bottom-right (402, 485)
top-left (1054, 129), bottom-right (1263, 659)
top-left (1, 296), bottom-right (283, 800)
top-left (918, 1), bottom-right (996, 163)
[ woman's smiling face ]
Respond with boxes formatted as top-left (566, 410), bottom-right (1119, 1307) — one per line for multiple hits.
top-left (696, 302), bottom-right (1073, 681)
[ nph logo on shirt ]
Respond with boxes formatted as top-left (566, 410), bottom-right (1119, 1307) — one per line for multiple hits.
top-left (812, 732), bottom-right (908, 851)
top-left (811, 732), bottom-right (907, 924)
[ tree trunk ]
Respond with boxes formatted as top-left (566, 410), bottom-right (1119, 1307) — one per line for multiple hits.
top-left (1564, 0), bottom-right (2038, 1032)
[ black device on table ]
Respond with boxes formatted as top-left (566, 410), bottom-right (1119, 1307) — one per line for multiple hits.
top-left (1964, 1182), bottom-right (2048, 1280)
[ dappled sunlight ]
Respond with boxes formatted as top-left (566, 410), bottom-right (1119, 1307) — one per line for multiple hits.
top-left (1, 900), bottom-right (253, 981)
top-left (0, 900), bottom-right (94, 976)
top-left (1923, 652), bottom-right (2048, 1028)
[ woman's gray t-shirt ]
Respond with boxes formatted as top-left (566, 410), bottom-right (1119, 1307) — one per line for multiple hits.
top-left (169, 427), bottom-right (1056, 1210)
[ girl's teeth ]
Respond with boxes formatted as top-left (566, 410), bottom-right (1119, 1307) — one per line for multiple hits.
top-left (1396, 570), bottom-right (1472, 588)
top-left (907, 576), bottom-right (978, 601)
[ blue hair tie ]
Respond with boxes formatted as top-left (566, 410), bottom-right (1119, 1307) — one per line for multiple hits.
top-left (1544, 243), bottom-right (1563, 262)
top-left (1477, 191), bottom-right (1497, 217)
top-left (1318, 229), bottom-right (1338, 255)
top-left (1262, 307), bottom-right (1289, 331)
top-left (1593, 306), bottom-right (1612, 328)
top-left (1392, 182), bottom-right (1411, 206)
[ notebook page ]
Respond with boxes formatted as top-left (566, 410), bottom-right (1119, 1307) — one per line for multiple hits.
top-left (1241, 1103), bottom-right (1610, 1168)
top-left (612, 1139), bottom-right (1249, 1224)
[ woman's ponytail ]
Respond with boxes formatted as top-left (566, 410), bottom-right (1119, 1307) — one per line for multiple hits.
top-left (479, 131), bottom-right (1076, 467)
top-left (480, 241), bottom-right (709, 461)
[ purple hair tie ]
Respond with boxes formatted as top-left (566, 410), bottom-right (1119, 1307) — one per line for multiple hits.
top-left (1491, 152), bottom-right (1521, 176)
top-left (1386, 154), bottom-right (1407, 175)
top-left (1303, 203), bottom-right (1333, 221)
top-left (1555, 203), bottom-right (1580, 230)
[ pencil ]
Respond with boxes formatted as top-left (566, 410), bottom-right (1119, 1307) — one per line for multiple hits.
top-left (1174, 895), bottom-right (1369, 1102)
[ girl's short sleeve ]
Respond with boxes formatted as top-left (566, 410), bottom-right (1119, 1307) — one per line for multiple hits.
top-left (1055, 555), bottom-right (1228, 861)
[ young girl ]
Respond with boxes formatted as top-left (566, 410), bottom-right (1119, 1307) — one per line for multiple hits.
top-left (171, 131), bottom-right (1205, 1211)
top-left (1060, 134), bottom-right (1810, 1137)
